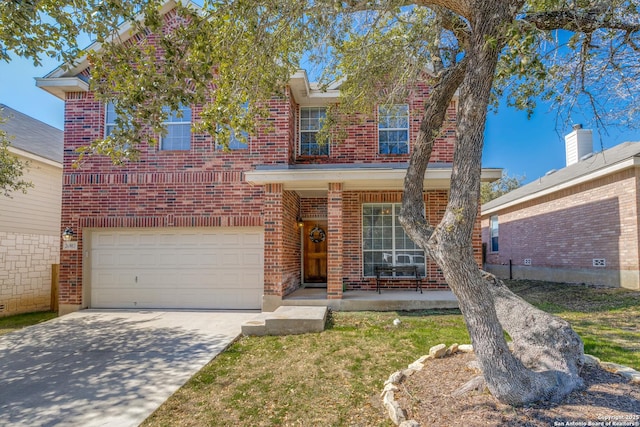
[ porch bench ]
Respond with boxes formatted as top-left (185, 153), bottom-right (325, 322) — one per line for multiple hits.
top-left (374, 265), bottom-right (423, 294)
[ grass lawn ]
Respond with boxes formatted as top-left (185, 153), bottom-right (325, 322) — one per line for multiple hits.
top-left (142, 280), bottom-right (639, 426)
top-left (0, 311), bottom-right (57, 336)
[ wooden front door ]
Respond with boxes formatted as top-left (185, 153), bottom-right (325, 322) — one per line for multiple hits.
top-left (303, 220), bottom-right (328, 284)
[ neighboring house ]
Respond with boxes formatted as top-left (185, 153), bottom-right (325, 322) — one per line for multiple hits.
top-left (36, 3), bottom-right (500, 315)
top-left (482, 125), bottom-right (640, 290)
top-left (0, 104), bottom-right (63, 316)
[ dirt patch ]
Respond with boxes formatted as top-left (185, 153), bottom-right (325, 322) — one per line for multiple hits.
top-left (395, 352), bottom-right (640, 426)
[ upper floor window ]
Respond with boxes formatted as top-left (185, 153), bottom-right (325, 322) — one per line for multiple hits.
top-left (227, 130), bottom-right (249, 150)
top-left (105, 102), bottom-right (118, 137)
top-left (160, 105), bottom-right (192, 151)
top-left (300, 107), bottom-right (328, 156)
top-left (378, 104), bottom-right (409, 155)
top-left (490, 215), bottom-right (499, 252)
top-left (105, 103), bottom-right (192, 151)
top-left (216, 127), bottom-right (249, 151)
top-left (217, 102), bottom-right (249, 151)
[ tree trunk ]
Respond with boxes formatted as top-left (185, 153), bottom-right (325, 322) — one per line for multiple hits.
top-left (400, 0), bottom-right (584, 406)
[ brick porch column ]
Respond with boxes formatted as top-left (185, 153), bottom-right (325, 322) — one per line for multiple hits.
top-left (263, 183), bottom-right (285, 298)
top-left (327, 182), bottom-right (343, 299)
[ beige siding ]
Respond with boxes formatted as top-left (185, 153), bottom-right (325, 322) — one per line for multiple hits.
top-left (0, 154), bottom-right (62, 316)
top-left (0, 154), bottom-right (62, 235)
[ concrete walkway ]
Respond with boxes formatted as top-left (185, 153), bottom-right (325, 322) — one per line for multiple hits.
top-left (0, 310), bottom-right (257, 427)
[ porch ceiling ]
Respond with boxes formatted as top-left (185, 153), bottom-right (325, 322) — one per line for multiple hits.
top-left (245, 164), bottom-right (502, 196)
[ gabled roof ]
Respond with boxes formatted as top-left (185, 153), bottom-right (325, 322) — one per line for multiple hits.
top-left (35, 1), bottom-right (449, 107)
top-left (0, 104), bottom-right (64, 164)
top-left (482, 141), bottom-right (640, 214)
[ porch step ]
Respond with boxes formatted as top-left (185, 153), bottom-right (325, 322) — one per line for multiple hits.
top-left (241, 306), bottom-right (328, 336)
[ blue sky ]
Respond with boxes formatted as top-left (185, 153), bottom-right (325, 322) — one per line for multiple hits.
top-left (2, 56), bottom-right (640, 184)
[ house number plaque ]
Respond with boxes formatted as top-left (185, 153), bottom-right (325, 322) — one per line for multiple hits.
top-left (63, 241), bottom-right (78, 251)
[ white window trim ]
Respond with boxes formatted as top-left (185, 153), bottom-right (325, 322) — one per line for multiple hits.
top-left (159, 105), bottom-right (192, 151)
top-left (299, 106), bottom-right (329, 156)
top-left (362, 203), bottom-right (426, 278)
top-left (378, 104), bottom-right (410, 155)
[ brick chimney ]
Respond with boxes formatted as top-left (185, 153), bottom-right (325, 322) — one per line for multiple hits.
top-left (564, 124), bottom-right (593, 167)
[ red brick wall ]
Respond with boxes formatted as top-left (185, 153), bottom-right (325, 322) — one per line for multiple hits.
top-left (301, 198), bottom-right (327, 219)
top-left (57, 6), bottom-right (465, 307)
top-left (281, 190), bottom-right (302, 295)
top-left (293, 85), bottom-right (456, 165)
top-left (327, 183), bottom-right (344, 298)
top-left (341, 191), bottom-right (452, 290)
top-left (263, 183), bottom-right (283, 296)
top-left (298, 189), bottom-right (481, 290)
top-left (59, 90), bottom-right (294, 305)
top-left (300, 190), bottom-right (481, 291)
top-left (481, 168), bottom-right (640, 273)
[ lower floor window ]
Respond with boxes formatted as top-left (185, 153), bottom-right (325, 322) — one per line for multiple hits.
top-left (362, 203), bottom-right (426, 277)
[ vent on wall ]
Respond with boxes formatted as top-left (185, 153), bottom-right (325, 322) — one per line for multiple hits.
top-left (0, 304), bottom-right (4, 312)
top-left (523, 259), bottom-right (532, 266)
top-left (593, 259), bottom-right (606, 267)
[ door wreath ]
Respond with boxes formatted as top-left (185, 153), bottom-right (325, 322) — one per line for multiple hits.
top-left (309, 226), bottom-right (326, 243)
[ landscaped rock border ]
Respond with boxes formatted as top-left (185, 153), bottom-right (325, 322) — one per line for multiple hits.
top-left (380, 343), bottom-right (640, 427)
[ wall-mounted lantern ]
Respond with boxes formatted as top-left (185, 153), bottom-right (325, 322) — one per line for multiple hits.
top-left (62, 227), bottom-right (78, 251)
top-left (62, 227), bottom-right (75, 241)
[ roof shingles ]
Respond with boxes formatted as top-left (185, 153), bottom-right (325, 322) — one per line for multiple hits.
top-left (482, 141), bottom-right (640, 212)
top-left (0, 104), bottom-right (63, 163)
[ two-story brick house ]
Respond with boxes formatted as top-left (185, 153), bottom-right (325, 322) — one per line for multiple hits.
top-left (37, 3), bottom-right (499, 315)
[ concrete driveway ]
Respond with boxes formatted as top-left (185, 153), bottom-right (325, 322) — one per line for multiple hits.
top-left (0, 310), bottom-right (258, 427)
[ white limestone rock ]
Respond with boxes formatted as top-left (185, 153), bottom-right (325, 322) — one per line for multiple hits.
top-left (408, 361), bottom-right (424, 371)
top-left (415, 355), bottom-right (430, 364)
top-left (385, 370), bottom-right (405, 385)
top-left (385, 399), bottom-right (407, 425)
top-left (381, 383), bottom-right (399, 397)
top-left (402, 368), bottom-right (417, 377)
top-left (458, 344), bottom-right (474, 353)
top-left (446, 343), bottom-right (459, 356)
top-left (429, 343), bottom-right (447, 358)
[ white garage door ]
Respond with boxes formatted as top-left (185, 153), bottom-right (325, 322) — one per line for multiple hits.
top-left (90, 227), bottom-right (264, 309)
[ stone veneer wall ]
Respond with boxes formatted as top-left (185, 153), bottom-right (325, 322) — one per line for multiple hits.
top-left (0, 232), bottom-right (59, 317)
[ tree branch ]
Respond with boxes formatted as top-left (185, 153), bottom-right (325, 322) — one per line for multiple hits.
top-left (434, 5), bottom-right (470, 49)
top-left (525, 9), bottom-right (640, 33)
top-left (399, 56), bottom-right (467, 253)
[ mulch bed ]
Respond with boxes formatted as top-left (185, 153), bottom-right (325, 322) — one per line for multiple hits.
top-left (395, 352), bottom-right (640, 426)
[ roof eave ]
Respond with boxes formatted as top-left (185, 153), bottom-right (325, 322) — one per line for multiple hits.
top-left (246, 166), bottom-right (502, 192)
top-left (35, 77), bottom-right (89, 100)
top-left (481, 157), bottom-right (640, 215)
top-left (289, 70), bottom-right (340, 106)
top-left (8, 146), bottom-right (63, 168)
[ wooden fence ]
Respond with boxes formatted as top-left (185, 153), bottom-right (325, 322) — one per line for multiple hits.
top-left (51, 264), bottom-right (59, 312)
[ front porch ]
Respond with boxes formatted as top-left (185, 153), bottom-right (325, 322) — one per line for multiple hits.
top-left (264, 288), bottom-right (459, 312)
